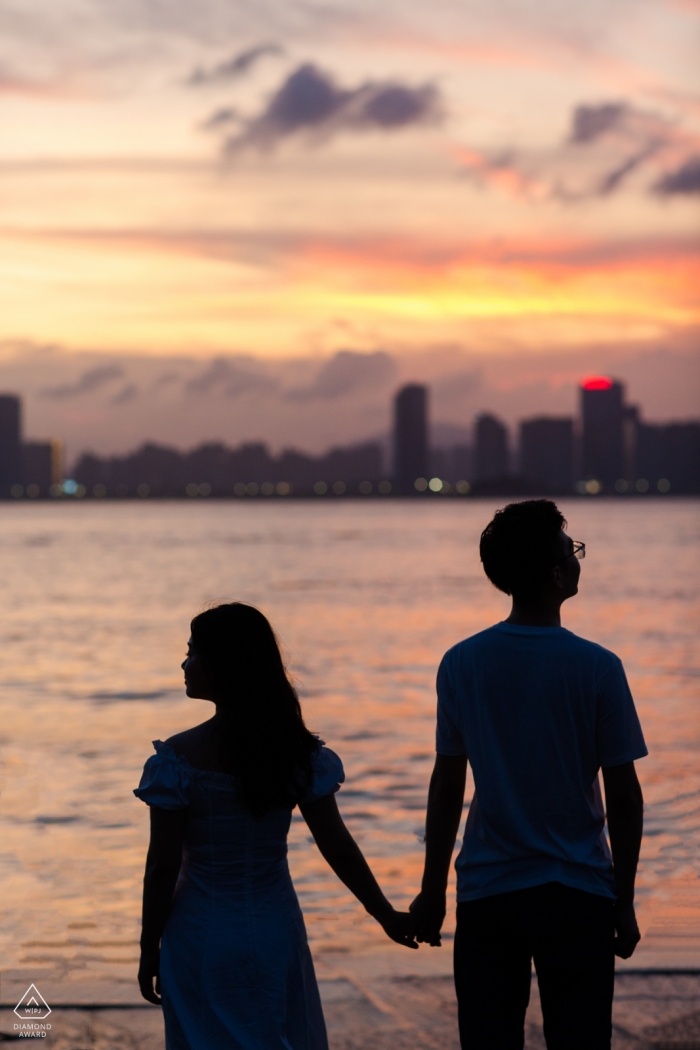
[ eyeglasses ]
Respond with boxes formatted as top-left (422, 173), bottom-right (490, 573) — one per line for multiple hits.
top-left (554, 540), bottom-right (585, 566)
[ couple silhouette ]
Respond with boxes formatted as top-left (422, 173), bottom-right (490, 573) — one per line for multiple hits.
top-left (135, 500), bottom-right (646, 1050)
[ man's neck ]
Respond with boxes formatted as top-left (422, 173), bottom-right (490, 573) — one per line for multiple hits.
top-left (505, 600), bottom-right (562, 627)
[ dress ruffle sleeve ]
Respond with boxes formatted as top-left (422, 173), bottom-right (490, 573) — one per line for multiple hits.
top-left (133, 740), bottom-right (191, 809)
top-left (301, 743), bottom-right (345, 803)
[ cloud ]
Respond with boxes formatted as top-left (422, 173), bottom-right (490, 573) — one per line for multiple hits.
top-left (569, 103), bottom-right (628, 144)
top-left (41, 364), bottom-right (124, 399)
top-left (288, 350), bottom-right (397, 400)
top-left (654, 155), bottom-right (700, 195)
top-left (188, 44), bottom-right (283, 85)
top-left (200, 106), bottom-right (241, 131)
top-left (222, 63), bottom-right (442, 152)
top-left (457, 100), bottom-right (700, 202)
top-left (111, 383), bottom-right (138, 404)
top-left (185, 357), bottom-right (277, 397)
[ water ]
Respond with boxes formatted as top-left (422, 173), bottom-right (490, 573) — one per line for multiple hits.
top-left (0, 498), bottom-right (697, 983)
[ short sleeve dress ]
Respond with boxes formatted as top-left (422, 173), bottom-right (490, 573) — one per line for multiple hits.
top-left (134, 739), bottom-right (344, 1050)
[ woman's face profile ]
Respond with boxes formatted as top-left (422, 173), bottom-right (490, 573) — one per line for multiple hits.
top-left (182, 637), bottom-right (215, 701)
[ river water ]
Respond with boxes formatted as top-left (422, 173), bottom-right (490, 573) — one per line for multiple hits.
top-left (0, 498), bottom-right (697, 985)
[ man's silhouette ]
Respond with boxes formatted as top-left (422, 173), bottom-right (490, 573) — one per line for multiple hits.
top-left (411, 500), bottom-right (646, 1050)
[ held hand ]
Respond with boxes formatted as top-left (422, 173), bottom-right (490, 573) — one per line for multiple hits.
top-left (376, 907), bottom-right (419, 949)
top-left (138, 946), bottom-right (162, 1005)
top-left (409, 891), bottom-right (446, 947)
top-left (614, 901), bottom-right (641, 959)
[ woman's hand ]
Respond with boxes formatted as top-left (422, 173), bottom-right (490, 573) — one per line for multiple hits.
top-left (376, 906), bottom-right (419, 949)
top-left (138, 946), bottom-right (162, 1005)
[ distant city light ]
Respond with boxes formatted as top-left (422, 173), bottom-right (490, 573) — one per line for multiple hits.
top-left (428, 477), bottom-right (443, 492)
top-left (414, 477), bottom-right (428, 492)
top-left (581, 376), bottom-right (613, 391)
top-left (578, 478), bottom-right (601, 494)
top-left (313, 481), bottom-right (327, 495)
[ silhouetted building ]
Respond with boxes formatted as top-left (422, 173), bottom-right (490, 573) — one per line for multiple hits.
top-left (475, 414), bottom-right (508, 482)
top-left (519, 417), bottom-right (574, 493)
top-left (636, 422), bottom-right (700, 493)
top-left (23, 440), bottom-right (61, 494)
top-left (73, 439), bottom-right (385, 496)
top-left (450, 444), bottom-right (473, 482)
top-left (0, 394), bottom-right (22, 496)
top-left (581, 377), bottom-right (624, 490)
top-left (393, 385), bottom-right (428, 493)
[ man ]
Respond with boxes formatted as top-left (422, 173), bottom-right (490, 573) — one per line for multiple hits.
top-left (410, 500), bottom-right (646, 1050)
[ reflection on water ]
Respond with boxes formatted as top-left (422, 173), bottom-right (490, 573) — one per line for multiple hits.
top-left (0, 498), bottom-right (697, 976)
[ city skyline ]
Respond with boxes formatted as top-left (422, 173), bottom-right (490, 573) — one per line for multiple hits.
top-left (0, 342), bottom-right (697, 465)
top-left (1, 370), bottom-right (697, 496)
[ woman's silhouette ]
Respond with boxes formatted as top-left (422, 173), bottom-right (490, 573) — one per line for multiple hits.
top-left (135, 603), bottom-right (415, 1049)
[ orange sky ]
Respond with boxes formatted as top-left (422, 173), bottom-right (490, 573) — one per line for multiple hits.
top-left (0, 0), bottom-right (698, 364)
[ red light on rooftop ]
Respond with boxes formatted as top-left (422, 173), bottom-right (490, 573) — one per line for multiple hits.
top-left (581, 376), bottom-right (613, 391)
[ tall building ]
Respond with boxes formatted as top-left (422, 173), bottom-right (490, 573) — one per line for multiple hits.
top-left (0, 394), bottom-right (22, 495)
top-left (581, 377), bottom-right (624, 489)
top-left (635, 422), bottom-right (700, 493)
top-left (23, 440), bottom-right (62, 494)
top-left (519, 417), bottom-right (574, 493)
top-left (474, 414), bottom-right (508, 482)
top-left (393, 384), bottom-right (428, 493)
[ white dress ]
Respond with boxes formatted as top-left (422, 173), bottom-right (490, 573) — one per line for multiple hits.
top-left (134, 740), bottom-right (344, 1050)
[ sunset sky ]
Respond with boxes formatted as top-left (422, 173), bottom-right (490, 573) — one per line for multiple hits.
top-left (0, 0), bottom-right (698, 456)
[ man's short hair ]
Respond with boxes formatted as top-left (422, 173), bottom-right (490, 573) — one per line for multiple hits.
top-left (480, 499), bottom-right (567, 602)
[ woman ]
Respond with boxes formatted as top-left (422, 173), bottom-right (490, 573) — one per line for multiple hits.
top-left (135, 602), bottom-right (415, 1049)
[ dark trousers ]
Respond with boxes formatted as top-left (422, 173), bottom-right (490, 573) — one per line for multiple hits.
top-left (454, 882), bottom-right (615, 1050)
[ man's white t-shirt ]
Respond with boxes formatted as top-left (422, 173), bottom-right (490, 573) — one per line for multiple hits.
top-left (436, 622), bottom-right (647, 902)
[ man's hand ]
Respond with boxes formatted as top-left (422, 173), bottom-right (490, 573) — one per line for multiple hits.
top-left (614, 901), bottom-right (640, 959)
top-left (409, 891), bottom-right (446, 947)
top-left (138, 946), bottom-right (162, 1005)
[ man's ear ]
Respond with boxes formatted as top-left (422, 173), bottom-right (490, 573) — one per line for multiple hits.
top-left (550, 565), bottom-right (564, 590)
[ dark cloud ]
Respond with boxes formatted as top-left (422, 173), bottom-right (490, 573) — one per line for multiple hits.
top-left (288, 350), bottom-right (396, 400)
top-left (597, 145), bottom-right (659, 195)
top-left (200, 106), bottom-right (240, 131)
top-left (654, 155), bottom-right (700, 195)
top-left (188, 44), bottom-right (283, 86)
top-left (222, 64), bottom-right (442, 152)
top-left (460, 100), bottom-right (690, 202)
top-left (570, 103), bottom-right (627, 143)
top-left (185, 357), bottom-right (277, 397)
top-left (41, 364), bottom-right (124, 399)
top-left (151, 371), bottom-right (180, 390)
top-left (111, 383), bottom-right (138, 405)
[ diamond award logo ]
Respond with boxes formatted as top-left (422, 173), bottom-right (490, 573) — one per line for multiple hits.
top-left (14, 984), bottom-right (51, 1020)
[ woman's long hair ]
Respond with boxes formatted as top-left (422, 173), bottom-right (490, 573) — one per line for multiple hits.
top-left (190, 603), bottom-right (317, 816)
